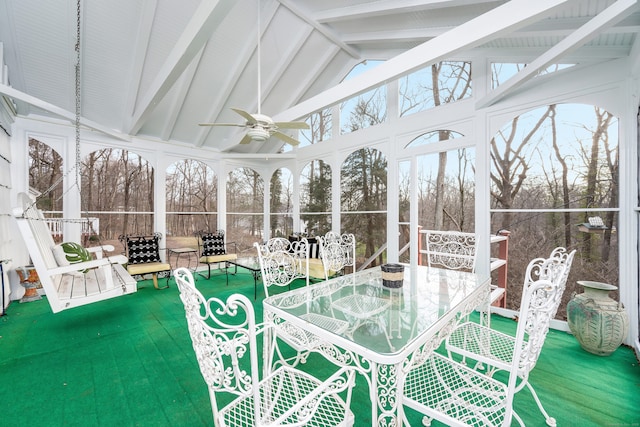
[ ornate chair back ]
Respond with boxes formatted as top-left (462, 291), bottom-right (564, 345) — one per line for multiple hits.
top-left (254, 237), bottom-right (309, 297)
top-left (174, 268), bottom-right (261, 423)
top-left (518, 247), bottom-right (575, 371)
top-left (317, 231), bottom-right (356, 280)
top-left (423, 230), bottom-right (477, 272)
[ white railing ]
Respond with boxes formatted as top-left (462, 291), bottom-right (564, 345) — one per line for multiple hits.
top-left (45, 218), bottom-right (100, 237)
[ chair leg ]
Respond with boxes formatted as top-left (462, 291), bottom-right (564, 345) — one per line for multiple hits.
top-left (525, 381), bottom-right (556, 426)
top-left (152, 273), bottom-right (170, 290)
top-left (197, 264), bottom-right (212, 280)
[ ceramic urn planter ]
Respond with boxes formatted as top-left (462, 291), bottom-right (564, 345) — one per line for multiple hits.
top-left (567, 280), bottom-right (629, 356)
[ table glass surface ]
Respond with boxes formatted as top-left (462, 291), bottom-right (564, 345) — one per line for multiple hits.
top-left (229, 256), bottom-right (260, 271)
top-left (264, 264), bottom-right (489, 357)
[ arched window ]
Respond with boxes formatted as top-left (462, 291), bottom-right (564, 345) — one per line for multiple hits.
top-left (300, 159), bottom-right (332, 235)
top-left (166, 159), bottom-right (217, 238)
top-left (227, 167), bottom-right (263, 246)
top-left (269, 167), bottom-right (294, 238)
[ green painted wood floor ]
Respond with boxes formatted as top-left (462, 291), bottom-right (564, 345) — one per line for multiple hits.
top-left (1, 270), bottom-right (638, 426)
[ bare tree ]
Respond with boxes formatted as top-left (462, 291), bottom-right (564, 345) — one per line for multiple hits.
top-left (490, 106), bottom-right (553, 229)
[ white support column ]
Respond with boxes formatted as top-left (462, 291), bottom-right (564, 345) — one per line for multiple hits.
top-left (386, 80), bottom-right (399, 263)
top-left (332, 151), bottom-right (341, 233)
top-left (619, 77), bottom-right (639, 350)
top-left (410, 154), bottom-right (418, 269)
top-left (474, 56), bottom-right (492, 279)
top-left (217, 160), bottom-right (227, 232)
top-left (154, 155), bottom-right (167, 261)
top-left (292, 164), bottom-right (301, 234)
top-left (263, 169), bottom-right (271, 242)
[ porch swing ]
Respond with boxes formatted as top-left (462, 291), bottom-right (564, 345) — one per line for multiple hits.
top-left (12, 0), bottom-right (137, 313)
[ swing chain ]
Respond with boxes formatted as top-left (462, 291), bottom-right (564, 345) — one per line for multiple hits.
top-left (75, 0), bottom-right (82, 190)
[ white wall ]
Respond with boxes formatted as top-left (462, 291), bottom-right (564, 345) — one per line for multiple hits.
top-left (0, 115), bottom-right (12, 312)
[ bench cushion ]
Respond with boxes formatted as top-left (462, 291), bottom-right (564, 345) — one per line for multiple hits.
top-left (127, 262), bottom-right (171, 276)
top-left (200, 253), bottom-right (237, 264)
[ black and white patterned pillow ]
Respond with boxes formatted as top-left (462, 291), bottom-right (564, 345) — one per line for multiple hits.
top-left (127, 236), bottom-right (161, 264)
top-left (202, 233), bottom-right (225, 256)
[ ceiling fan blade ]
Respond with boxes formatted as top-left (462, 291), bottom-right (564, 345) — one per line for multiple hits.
top-left (273, 131), bottom-right (300, 146)
top-left (198, 123), bottom-right (245, 127)
top-left (274, 121), bottom-right (309, 130)
top-left (239, 133), bottom-right (254, 145)
top-left (231, 108), bottom-right (257, 125)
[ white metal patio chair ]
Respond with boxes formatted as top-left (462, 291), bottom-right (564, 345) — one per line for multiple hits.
top-left (444, 246), bottom-right (576, 427)
top-left (402, 271), bottom-right (566, 427)
top-left (316, 231), bottom-right (356, 280)
top-left (255, 239), bottom-right (349, 368)
top-left (173, 267), bottom-right (356, 427)
top-left (422, 229), bottom-right (511, 308)
top-left (422, 230), bottom-right (477, 271)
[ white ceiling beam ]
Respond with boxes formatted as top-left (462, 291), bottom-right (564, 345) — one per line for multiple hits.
top-left (314, 0), bottom-right (499, 23)
top-left (127, 0), bottom-right (235, 134)
top-left (277, 0), bottom-right (361, 58)
top-left (161, 48), bottom-right (205, 141)
top-left (274, 0), bottom-right (571, 123)
top-left (342, 28), bottom-right (447, 44)
top-left (0, 83), bottom-right (131, 141)
top-left (477, 0), bottom-right (639, 109)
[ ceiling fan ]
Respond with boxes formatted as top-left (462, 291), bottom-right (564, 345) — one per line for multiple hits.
top-left (199, 108), bottom-right (309, 146)
top-left (199, 3), bottom-right (309, 146)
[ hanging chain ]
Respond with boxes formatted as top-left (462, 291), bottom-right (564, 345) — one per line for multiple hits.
top-left (74, 0), bottom-right (82, 191)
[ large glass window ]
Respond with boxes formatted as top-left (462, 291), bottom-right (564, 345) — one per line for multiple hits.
top-left (227, 167), bottom-right (263, 252)
top-left (341, 61), bottom-right (387, 135)
top-left (341, 148), bottom-right (387, 268)
top-left (269, 167), bottom-right (294, 238)
top-left (491, 103), bottom-right (619, 319)
top-left (399, 61), bottom-right (472, 117)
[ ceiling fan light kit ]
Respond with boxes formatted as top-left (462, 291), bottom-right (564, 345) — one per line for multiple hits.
top-left (246, 127), bottom-right (270, 142)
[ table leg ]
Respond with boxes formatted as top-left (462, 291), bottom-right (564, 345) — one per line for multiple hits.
top-left (371, 361), bottom-right (405, 427)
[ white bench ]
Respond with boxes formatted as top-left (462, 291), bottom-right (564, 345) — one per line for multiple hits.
top-left (13, 192), bottom-right (136, 313)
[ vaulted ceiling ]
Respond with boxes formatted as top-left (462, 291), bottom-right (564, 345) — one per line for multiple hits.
top-left (0, 0), bottom-right (638, 154)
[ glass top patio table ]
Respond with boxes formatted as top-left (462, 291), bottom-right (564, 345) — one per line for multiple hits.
top-left (262, 264), bottom-right (490, 426)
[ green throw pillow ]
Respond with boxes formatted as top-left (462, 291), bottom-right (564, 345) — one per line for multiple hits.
top-left (60, 242), bottom-right (92, 273)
